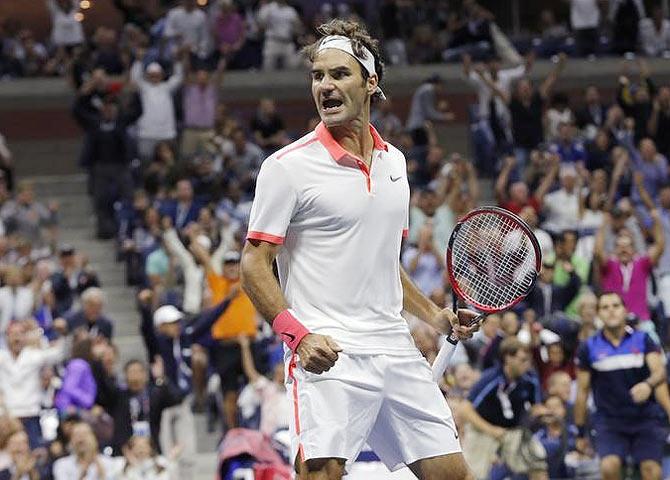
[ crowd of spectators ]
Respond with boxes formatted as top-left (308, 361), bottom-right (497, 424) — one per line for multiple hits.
top-left (0, 1), bottom-right (670, 480)
top-left (1, 0), bottom-right (670, 80)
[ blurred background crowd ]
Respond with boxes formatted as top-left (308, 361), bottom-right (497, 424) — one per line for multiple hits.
top-left (0, 0), bottom-right (670, 479)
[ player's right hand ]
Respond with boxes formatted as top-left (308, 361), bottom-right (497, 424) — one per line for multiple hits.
top-left (296, 334), bottom-right (342, 374)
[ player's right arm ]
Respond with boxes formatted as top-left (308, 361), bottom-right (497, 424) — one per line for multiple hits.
top-left (241, 157), bottom-right (341, 374)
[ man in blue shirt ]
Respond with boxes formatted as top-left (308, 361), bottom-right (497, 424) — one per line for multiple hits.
top-left (575, 292), bottom-right (667, 480)
top-left (460, 337), bottom-right (548, 480)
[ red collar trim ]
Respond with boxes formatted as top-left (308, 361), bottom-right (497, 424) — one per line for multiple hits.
top-left (315, 122), bottom-right (388, 165)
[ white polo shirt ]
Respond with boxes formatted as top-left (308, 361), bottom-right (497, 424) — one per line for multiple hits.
top-left (248, 123), bottom-right (416, 354)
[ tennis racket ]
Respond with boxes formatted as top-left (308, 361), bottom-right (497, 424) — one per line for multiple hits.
top-left (431, 206), bottom-right (542, 381)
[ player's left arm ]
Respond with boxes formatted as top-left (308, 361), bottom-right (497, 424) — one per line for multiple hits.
top-left (400, 267), bottom-right (477, 340)
top-left (630, 349), bottom-right (666, 404)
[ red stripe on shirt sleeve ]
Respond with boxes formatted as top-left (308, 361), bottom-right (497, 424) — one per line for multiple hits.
top-left (402, 228), bottom-right (409, 238)
top-left (247, 231), bottom-right (285, 244)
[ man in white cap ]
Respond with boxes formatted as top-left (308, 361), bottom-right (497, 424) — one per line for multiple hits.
top-left (241, 18), bottom-right (478, 480)
top-left (130, 48), bottom-right (186, 161)
top-left (152, 292), bottom-right (238, 478)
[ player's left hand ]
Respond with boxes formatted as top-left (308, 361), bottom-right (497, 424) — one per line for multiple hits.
top-left (630, 381), bottom-right (653, 404)
top-left (434, 308), bottom-right (480, 340)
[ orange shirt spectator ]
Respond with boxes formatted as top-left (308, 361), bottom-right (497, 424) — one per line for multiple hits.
top-left (207, 252), bottom-right (256, 339)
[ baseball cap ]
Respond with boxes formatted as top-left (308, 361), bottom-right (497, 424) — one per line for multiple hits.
top-left (153, 305), bottom-right (184, 327)
top-left (223, 251), bottom-right (241, 263)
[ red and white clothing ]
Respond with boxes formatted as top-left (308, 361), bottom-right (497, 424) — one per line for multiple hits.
top-left (247, 123), bottom-right (461, 471)
top-left (248, 122), bottom-right (414, 355)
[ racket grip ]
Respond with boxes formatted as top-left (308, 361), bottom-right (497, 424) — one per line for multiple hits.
top-left (431, 313), bottom-right (487, 382)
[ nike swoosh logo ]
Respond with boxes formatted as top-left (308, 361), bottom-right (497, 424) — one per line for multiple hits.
top-left (390, 175), bottom-right (402, 182)
top-left (282, 332), bottom-right (296, 342)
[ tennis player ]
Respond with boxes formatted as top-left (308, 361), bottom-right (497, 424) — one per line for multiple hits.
top-left (241, 19), bottom-right (478, 480)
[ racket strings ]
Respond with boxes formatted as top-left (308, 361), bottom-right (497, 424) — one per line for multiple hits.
top-left (450, 212), bottom-right (538, 309)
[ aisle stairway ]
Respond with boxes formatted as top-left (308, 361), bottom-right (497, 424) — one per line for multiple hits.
top-left (29, 174), bottom-right (221, 479)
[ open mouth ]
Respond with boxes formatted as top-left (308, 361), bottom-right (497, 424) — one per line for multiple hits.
top-left (321, 98), bottom-right (344, 112)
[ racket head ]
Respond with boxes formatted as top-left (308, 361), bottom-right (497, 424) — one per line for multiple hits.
top-left (446, 206), bottom-right (542, 313)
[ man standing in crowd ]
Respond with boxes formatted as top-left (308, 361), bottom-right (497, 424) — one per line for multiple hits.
top-left (575, 292), bottom-right (667, 480)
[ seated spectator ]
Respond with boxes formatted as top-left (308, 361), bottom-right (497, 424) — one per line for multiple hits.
top-left (54, 337), bottom-right (97, 415)
top-left (533, 395), bottom-right (577, 480)
top-left (237, 336), bottom-right (289, 437)
top-left (50, 245), bottom-right (100, 317)
top-left (90, 27), bottom-right (125, 76)
top-left (119, 435), bottom-right (177, 480)
top-left (0, 320), bottom-right (68, 448)
top-left (536, 9), bottom-right (569, 57)
top-left (0, 429), bottom-right (45, 480)
top-left (221, 128), bottom-right (265, 195)
top-left (525, 258), bottom-right (582, 319)
top-left (0, 265), bottom-right (35, 339)
top-left (52, 422), bottom-right (122, 480)
top-left (549, 123), bottom-right (585, 164)
top-left (518, 206), bottom-right (554, 260)
top-left (576, 86), bottom-right (608, 137)
top-left (460, 337), bottom-right (547, 480)
top-left (370, 97), bottom-right (403, 141)
top-left (159, 179), bottom-right (202, 231)
top-left (250, 98), bottom-right (291, 153)
top-left (639, 4), bottom-right (670, 57)
top-left (0, 180), bottom-right (58, 247)
top-left (407, 186), bottom-right (455, 258)
top-left (542, 165), bottom-right (581, 234)
top-left (545, 95), bottom-right (574, 142)
top-left (13, 29), bottom-right (48, 77)
top-left (65, 287), bottom-right (114, 340)
top-left (594, 211), bottom-right (664, 335)
top-left (109, 358), bottom-right (182, 455)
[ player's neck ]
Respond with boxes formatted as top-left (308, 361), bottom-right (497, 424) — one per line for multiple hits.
top-left (329, 116), bottom-right (374, 167)
top-left (603, 325), bottom-right (625, 344)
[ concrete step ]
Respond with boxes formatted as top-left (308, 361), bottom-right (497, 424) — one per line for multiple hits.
top-left (28, 173), bottom-right (89, 195)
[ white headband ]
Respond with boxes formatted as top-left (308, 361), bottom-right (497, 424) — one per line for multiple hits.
top-left (317, 35), bottom-right (386, 100)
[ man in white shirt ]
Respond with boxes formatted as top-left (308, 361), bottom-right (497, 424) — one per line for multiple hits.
top-left (542, 164), bottom-right (581, 234)
top-left (241, 19), bottom-right (478, 480)
top-left (639, 5), bottom-right (670, 57)
top-left (569, 0), bottom-right (600, 56)
top-left (53, 422), bottom-right (123, 480)
top-left (0, 320), bottom-right (68, 447)
top-left (130, 51), bottom-right (185, 161)
top-left (164, 0), bottom-right (211, 60)
top-left (256, 0), bottom-right (302, 70)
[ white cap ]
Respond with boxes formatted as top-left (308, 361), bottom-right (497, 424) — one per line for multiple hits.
top-left (222, 251), bottom-right (241, 263)
top-left (146, 62), bottom-right (163, 74)
top-left (153, 305), bottom-right (184, 327)
top-left (195, 234), bottom-right (212, 252)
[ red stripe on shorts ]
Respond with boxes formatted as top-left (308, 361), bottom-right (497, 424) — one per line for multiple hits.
top-left (288, 353), bottom-right (305, 462)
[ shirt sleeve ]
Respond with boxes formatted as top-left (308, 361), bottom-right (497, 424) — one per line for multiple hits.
top-left (247, 158), bottom-right (298, 244)
top-left (575, 341), bottom-right (591, 371)
top-left (643, 331), bottom-right (662, 354)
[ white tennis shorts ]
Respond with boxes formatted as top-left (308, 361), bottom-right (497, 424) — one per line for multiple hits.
top-left (285, 351), bottom-right (462, 472)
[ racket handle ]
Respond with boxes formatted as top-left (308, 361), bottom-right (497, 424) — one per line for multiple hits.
top-left (431, 313), bottom-right (487, 382)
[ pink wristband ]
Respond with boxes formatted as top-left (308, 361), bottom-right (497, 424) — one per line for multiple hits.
top-left (272, 309), bottom-right (310, 351)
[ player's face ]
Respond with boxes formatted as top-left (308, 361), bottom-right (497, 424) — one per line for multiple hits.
top-left (597, 293), bottom-right (627, 330)
top-left (311, 49), bottom-right (376, 127)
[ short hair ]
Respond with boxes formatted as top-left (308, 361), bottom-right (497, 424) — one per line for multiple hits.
top-left (302, 19), bottom-right (385, 101)
top-left (597, 291), bottom-right (625, 307)
top-left (124, 358), bottom-right (145, 372)
top-left (81, 287), bottom-right (105, 305)
top-left (499, 337), bottom-right (530, 361)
